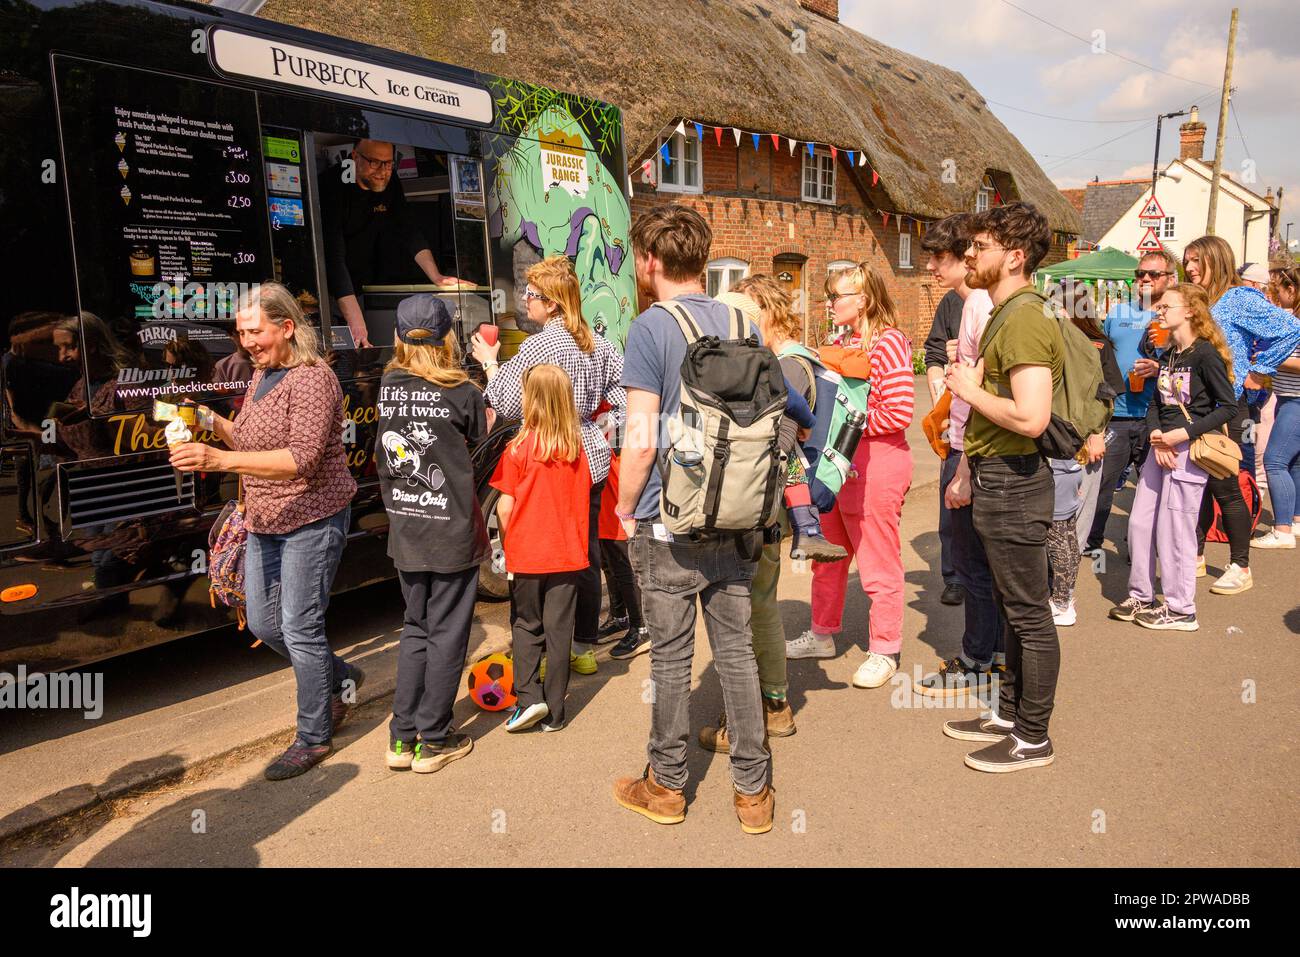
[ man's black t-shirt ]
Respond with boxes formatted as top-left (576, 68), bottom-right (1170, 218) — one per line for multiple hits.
top-left (318, 170), bottom-right (428, 299)
top-left (923, 289), bottom-right (964, 369)
top-left (375, 370), bottom-right (489, 573)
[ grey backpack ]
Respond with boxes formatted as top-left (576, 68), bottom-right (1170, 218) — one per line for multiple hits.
top-left (655, 299), bottom-right (787, 538)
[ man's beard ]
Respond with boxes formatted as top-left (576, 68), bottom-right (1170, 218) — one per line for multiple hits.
top-left (965, 260), bottom-right (999, 290)
top-left (515, 313), bottom-right (545, 335)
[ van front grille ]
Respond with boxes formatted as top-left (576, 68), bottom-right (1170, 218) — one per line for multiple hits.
top-left (64, 460), bottom-right (195, 529)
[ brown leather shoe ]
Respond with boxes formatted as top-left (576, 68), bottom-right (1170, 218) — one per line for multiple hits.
top-left (734, 784), bottom-right (775, 834)
top-left (613, 765), bottom-right (686, 825)
top-left (764, 697), bottom-right (796, 737)
top-left (698, 711), bottom-right (729, 753)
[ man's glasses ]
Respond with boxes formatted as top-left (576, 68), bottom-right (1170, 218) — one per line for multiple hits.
top-left (967, 240), bottom-right (1006, 254)
top-left (523, 288), bottom-right (551, 303)
top-left (355, 150), bottom-right (395, 171)
top-left (1135, 269), bottom-right (1170, 280)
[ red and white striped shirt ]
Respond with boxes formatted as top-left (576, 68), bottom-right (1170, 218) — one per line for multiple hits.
top-left (864, 328), bottom-right (915, 435)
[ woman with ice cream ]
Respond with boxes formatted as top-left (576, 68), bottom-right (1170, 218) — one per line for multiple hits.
top-left (169, 281), bottom-right (359, 781)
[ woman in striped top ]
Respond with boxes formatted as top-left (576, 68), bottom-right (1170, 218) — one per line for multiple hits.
top-left (805, 262), bottom-right (915, 691)
top-left (1255, 263), bottom-right (1300, 548)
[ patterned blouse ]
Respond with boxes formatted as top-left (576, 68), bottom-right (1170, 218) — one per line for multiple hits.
top-left (231, 362), bottom-right (357, 534)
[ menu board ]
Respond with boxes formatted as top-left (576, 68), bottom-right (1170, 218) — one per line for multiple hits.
top-left (54, 58), bottom-right (272, 332)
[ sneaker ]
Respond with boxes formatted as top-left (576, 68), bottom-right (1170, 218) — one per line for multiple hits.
top-left (595, 614), bottom-right (630, 643)
top-left (851, 652), bottom-right (897, 689)
top-left (1134, 605), bottom-right (1199, 632)
top-left (613, 764), bottom-right (686, 825)
top-left (764, 696), bottom-right (796, 737)
top-left (570, 646), bottom-right (599, 675)
top-left (914, 657), bottom-right (993, 698)
top-left (698, 711), bottom-right (729, 753)
top-left (1209, 562), bottom-right (1252, 595)
top-left (264, 742), bottom-right (332, 781)
top-left (734, 784), bottom-right (775, 835)
top-left (940, 582), bottom-right (965, 605)
top-left (942, 711), bottom-right (1014, 743)
top-left (330, 664), bottom-right (366, 733)
top-left (964, 735), bottom-right (1055, 773)
top-left (412, 732), bottom-right (472, 773)
top-left (504, 702), bottom-right (549, 732)
top-left (1251, 529), bottom-right (1296, 549)
top-left (1050, 599), bottom-right (1076, 627)
top-left (785, 629), bottom-right (835, 660)
top-left (1108, 596), bottom-right (1155, 622)
top-left (1195, 555), bottom-right (1206, 578)
top-left (609, 627), bottom-right (650, 660)
top-left (540, 720), bottom-right (566, 733)
top-left (386, 738), bottom-right (416, 770)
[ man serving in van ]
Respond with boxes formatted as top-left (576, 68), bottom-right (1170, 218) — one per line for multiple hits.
top-left (319, 139), bottom-right (467, 348)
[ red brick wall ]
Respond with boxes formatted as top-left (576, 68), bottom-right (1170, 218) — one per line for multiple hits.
top-left (798, 0), bottom-right (839, 21)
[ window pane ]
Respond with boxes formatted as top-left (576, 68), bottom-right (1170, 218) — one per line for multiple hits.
top-left (707, 269), bottom-right (720, 297)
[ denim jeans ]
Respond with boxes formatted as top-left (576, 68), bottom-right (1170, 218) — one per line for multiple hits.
top-left (1087, 417), bottom-right (1148, 550)
top-left (629, 525), bottom-right (768, 795)
top-left (245, 506), bottom-right (352, 747)
top-left (1263, 394), bottom-right (1300, 526)
top-left (948, 484), bottom-right (1004, 667)
top-left (938, 452), bottom-right (959, 586)
top-left (970, 456), bottom-right (1059, 744)
top-left (574, 480), bottom-right (606, 645)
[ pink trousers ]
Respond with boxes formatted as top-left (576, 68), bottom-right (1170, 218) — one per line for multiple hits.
top-left (811, 431), bottom-right (913, 655)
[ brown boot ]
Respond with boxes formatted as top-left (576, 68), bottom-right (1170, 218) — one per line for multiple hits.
top-left (734, 784), bottom-right (775, 834)
top-left (764, 696), bottom-right (796, 737)
top-left (698, 711), bottom-right (729, 753)
top-left (613, 764), bottom-right (686, 825)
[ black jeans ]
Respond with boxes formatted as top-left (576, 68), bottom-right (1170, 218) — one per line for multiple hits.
top-left (600, 538), bottom-right (643, 629)
top-left (1195, 396), bottom-right (1251, 567)
top-left (949, 482), bottom-right (1005, 666)
top-left (938, 452), bottom-right (959, 586)
top-left (1087, 417), bottom-right (1149, 551)
top-left (391, 567), bottom-right (479, 744)
top-left (574, 480), bottom-right (606, 645)
top-left (510, 570), bottom-right (581, 725)
top-left (970, 454), bottom-right (1059, 744)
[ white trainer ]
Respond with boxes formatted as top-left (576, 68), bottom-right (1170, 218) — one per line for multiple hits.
top-left (1251, 529), bottom-right (1296, 550)
top-left (851, 652), bottom-right (897, 689)
top-left (1209, 562), bottom-right (1253, 595)
top-left (785, 630), bottom-right (836, 660)
top-left (1051, 599), bottom-right (1076, 627)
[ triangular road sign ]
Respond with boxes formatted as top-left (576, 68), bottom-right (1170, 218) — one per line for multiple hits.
top-left (1136, 226), bottom-right (1163, 252)
top-left (1138, 194), bottom-right (1165, 221)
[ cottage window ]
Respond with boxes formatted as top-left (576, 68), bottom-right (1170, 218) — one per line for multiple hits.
top-left (1162, 216), bottom-right (1176, 240)
top-left (656, 132), bottom-right (701, 193)
top-left (706, 257), bottom-right (748, 297)
top-left (899, 232), bottom-right (913, 269)
top-left (802, 149), bottom-right (835, 204)
top-left (976, 179), bottom-right (996, 213)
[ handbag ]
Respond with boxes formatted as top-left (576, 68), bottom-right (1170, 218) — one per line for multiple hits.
top-left (1176, 399), bottom-right (1242, 480)
top-left (921, 387), bottom-right (953, 460)
top-left (208, 477), bottom-right (251, 631)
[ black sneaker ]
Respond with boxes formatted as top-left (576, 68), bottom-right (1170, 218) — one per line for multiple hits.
top-left (964, 735), bottom-right (1055, 773)
top-left (1108, 596), bottom-right (1155, 622)
top-left (1135, 605), bottom-right (1199, 632)
top-left (595, 614), bottom-right (630, 644)
top-left (942, 712), bottom-right (1014, 742)
top-left (610, 627), bottom-right (650, 660)
top-left (412, 732), bottom-right (473, 773)
top-left (914, 657), bottom-right (994, 698)
top-left (940, 583), bottom-right (965, 605)
top-left (264, 743), bottom-right (332, 781)
top-left (386, 738), bottom-right (416, 770)
top-left (330, 664), bottom-right (366, 733)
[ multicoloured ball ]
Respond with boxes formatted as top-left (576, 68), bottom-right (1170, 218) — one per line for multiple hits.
top-left (467, 652), bottom-right (516, 711)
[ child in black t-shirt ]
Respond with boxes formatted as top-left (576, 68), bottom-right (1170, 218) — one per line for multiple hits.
top-left (377, 295), bottom-right (489, 773)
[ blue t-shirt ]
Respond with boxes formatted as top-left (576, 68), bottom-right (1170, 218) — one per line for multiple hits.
top-left (1105, 302), bottom-right (1156, 419)
top-left (620, 294), bottom-right (762, 522)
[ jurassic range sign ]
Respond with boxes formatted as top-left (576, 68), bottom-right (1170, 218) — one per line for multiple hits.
top-left (208, 28), bottom-right (494, 125)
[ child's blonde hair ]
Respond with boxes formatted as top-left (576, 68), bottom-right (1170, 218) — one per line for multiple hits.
top-left (385, 335), bottom-right (468, 388)
top-left (510, 364), bottom-right (582, 463)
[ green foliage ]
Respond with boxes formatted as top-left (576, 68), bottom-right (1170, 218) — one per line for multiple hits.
top-left (912, 349), bottom-right (927, 376)
top-left (489, 78), bottom-right (622, 156)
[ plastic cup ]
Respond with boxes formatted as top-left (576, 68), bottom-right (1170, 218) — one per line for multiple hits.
top-left (1128, 370), bottom-right (1144, 393)
top-left (478, 324), bottom-right (499, 347)
top-left (1147, 322), bottom-right (1170, 350)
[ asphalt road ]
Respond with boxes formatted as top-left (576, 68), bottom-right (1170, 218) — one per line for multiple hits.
top-left (3, 471), bottom-right (1297, 867)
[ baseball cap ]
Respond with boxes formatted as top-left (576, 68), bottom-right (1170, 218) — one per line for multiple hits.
top-left (395, 294), bottom-right (453, 344)
top-left (1239, 262), bottom-right (1270, 286)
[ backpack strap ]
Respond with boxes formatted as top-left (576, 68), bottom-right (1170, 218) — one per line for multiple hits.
top-left (789, 355), bottom-right (817, 414)
top-left (655, 299), bottom-right (704, 345)
top-left (977, 289), bottom-right (1046, 359)
top-left (701, 416), bottom-right (730, 532)
top-left (729, 305), bottom-right (746, 341)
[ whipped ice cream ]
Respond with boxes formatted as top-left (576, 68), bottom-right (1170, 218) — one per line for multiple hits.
top-left (164, 419), bottom-right (192, 446)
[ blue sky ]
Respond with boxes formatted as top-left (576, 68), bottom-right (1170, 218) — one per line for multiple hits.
top-left (843, 0), bottom-right (1299, 250)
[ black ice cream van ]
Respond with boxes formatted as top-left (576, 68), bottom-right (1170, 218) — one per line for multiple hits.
top-left (0, 0), bottom-right (638, 673)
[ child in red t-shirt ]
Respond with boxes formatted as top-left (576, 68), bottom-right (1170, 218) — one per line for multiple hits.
top-left (490, 364), bottom-right (592, 732)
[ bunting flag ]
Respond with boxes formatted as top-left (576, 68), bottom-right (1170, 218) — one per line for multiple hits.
top-left (872, 169), bottom-right (879, 187)
top-left (771, 133), bottom-right (780, 150)
top-left (732, 127), bottom-right (742, 147)
top-left (660, 143), bottom-right (670, 166)
top-left (830, 146), bottom-right (838, 162)
top-left (752, 132), bottom-right (760, 151)
top-left (674, 120), bottom-right (686, 137)
top-left (806, 141), bottom-right (815, 157)
top-left (694, 122), bottom-right (703, 141)
top-left (714, 126), bottom-right (723, 148)
top-left (858, 152), bottom-right (866, 167)
top-left (847, 150), bottom-right (855, 166)
top-left (915, 218), bottom-right (921, 234)
top-left (881, 211), bottom-right (890, 227)
top-left (788, 137), bottom-right (797, 156)
top-left (995, 190), bottom-right (1003, 205)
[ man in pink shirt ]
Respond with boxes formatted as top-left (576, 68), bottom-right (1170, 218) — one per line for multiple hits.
top-left (916, 215), bottom-right (1005, 699)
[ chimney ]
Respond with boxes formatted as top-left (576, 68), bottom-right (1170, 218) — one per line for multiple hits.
top-left (1179, 106), bottom-right (1206, 162)
top-left (798, 0), bottom-right (839, 21)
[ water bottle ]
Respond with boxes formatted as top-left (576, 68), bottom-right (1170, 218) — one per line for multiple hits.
top-left (831, 409), bottom-right (867, 464)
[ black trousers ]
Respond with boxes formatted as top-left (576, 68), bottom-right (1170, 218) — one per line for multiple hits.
top-left (1087, 417), bottom-right (1149, 551)
top-left (510, 570), bottom-right (581, 725)
top-left (600, 537), bottom-right (643, 629)
top-left (390, 567), bottom-right (479, 744)
top-left (574, 479), bottom-right (606, 645)
top-left (1196, 396), bottom-right (1252, 567)
top-left (970, 454), bottom-right (1060, 744)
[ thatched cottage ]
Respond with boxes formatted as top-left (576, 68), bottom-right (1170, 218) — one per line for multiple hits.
top-left (259, 0), bottom-right (1081, 343)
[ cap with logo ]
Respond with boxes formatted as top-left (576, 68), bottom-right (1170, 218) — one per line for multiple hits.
top-left (395, 294), bottom-right (454, 344)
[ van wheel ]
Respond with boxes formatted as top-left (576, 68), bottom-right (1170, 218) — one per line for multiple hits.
top-left (477, 486), bottom-right (510, 600)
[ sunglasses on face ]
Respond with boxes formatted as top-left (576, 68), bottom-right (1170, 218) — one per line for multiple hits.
top-left (1135, 269), bottom-right (1170, 280)
top-left (826, 291), bottom-right (862, 304)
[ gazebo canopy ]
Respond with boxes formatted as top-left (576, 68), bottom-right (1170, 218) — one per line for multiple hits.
top-left (1037, 247), bottom-right (1139, 283)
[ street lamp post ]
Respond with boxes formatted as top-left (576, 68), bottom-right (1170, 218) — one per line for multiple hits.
top-left (1151, 109), bottom-right (1191, 201)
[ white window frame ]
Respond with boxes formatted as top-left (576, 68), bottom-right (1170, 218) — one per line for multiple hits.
top-left (655, 132), bottom-right (701, 194)
top-left (898, 231), bottom-right (913, 269)
top-left (976, 176), bottom-right (996, 213)
top-left (1162, 216), bottom-right (1176, 240)
top-left (706, 257), bottom-right (748, 297)
top-left (801, 148), bottom-right (836, 205)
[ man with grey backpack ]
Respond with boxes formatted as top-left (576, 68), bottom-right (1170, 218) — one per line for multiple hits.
top-left (612, 205), bottom-right (781, 835)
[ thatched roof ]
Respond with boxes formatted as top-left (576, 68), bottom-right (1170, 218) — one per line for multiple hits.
top-left (256, 0), bottom-right (1081, 232)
